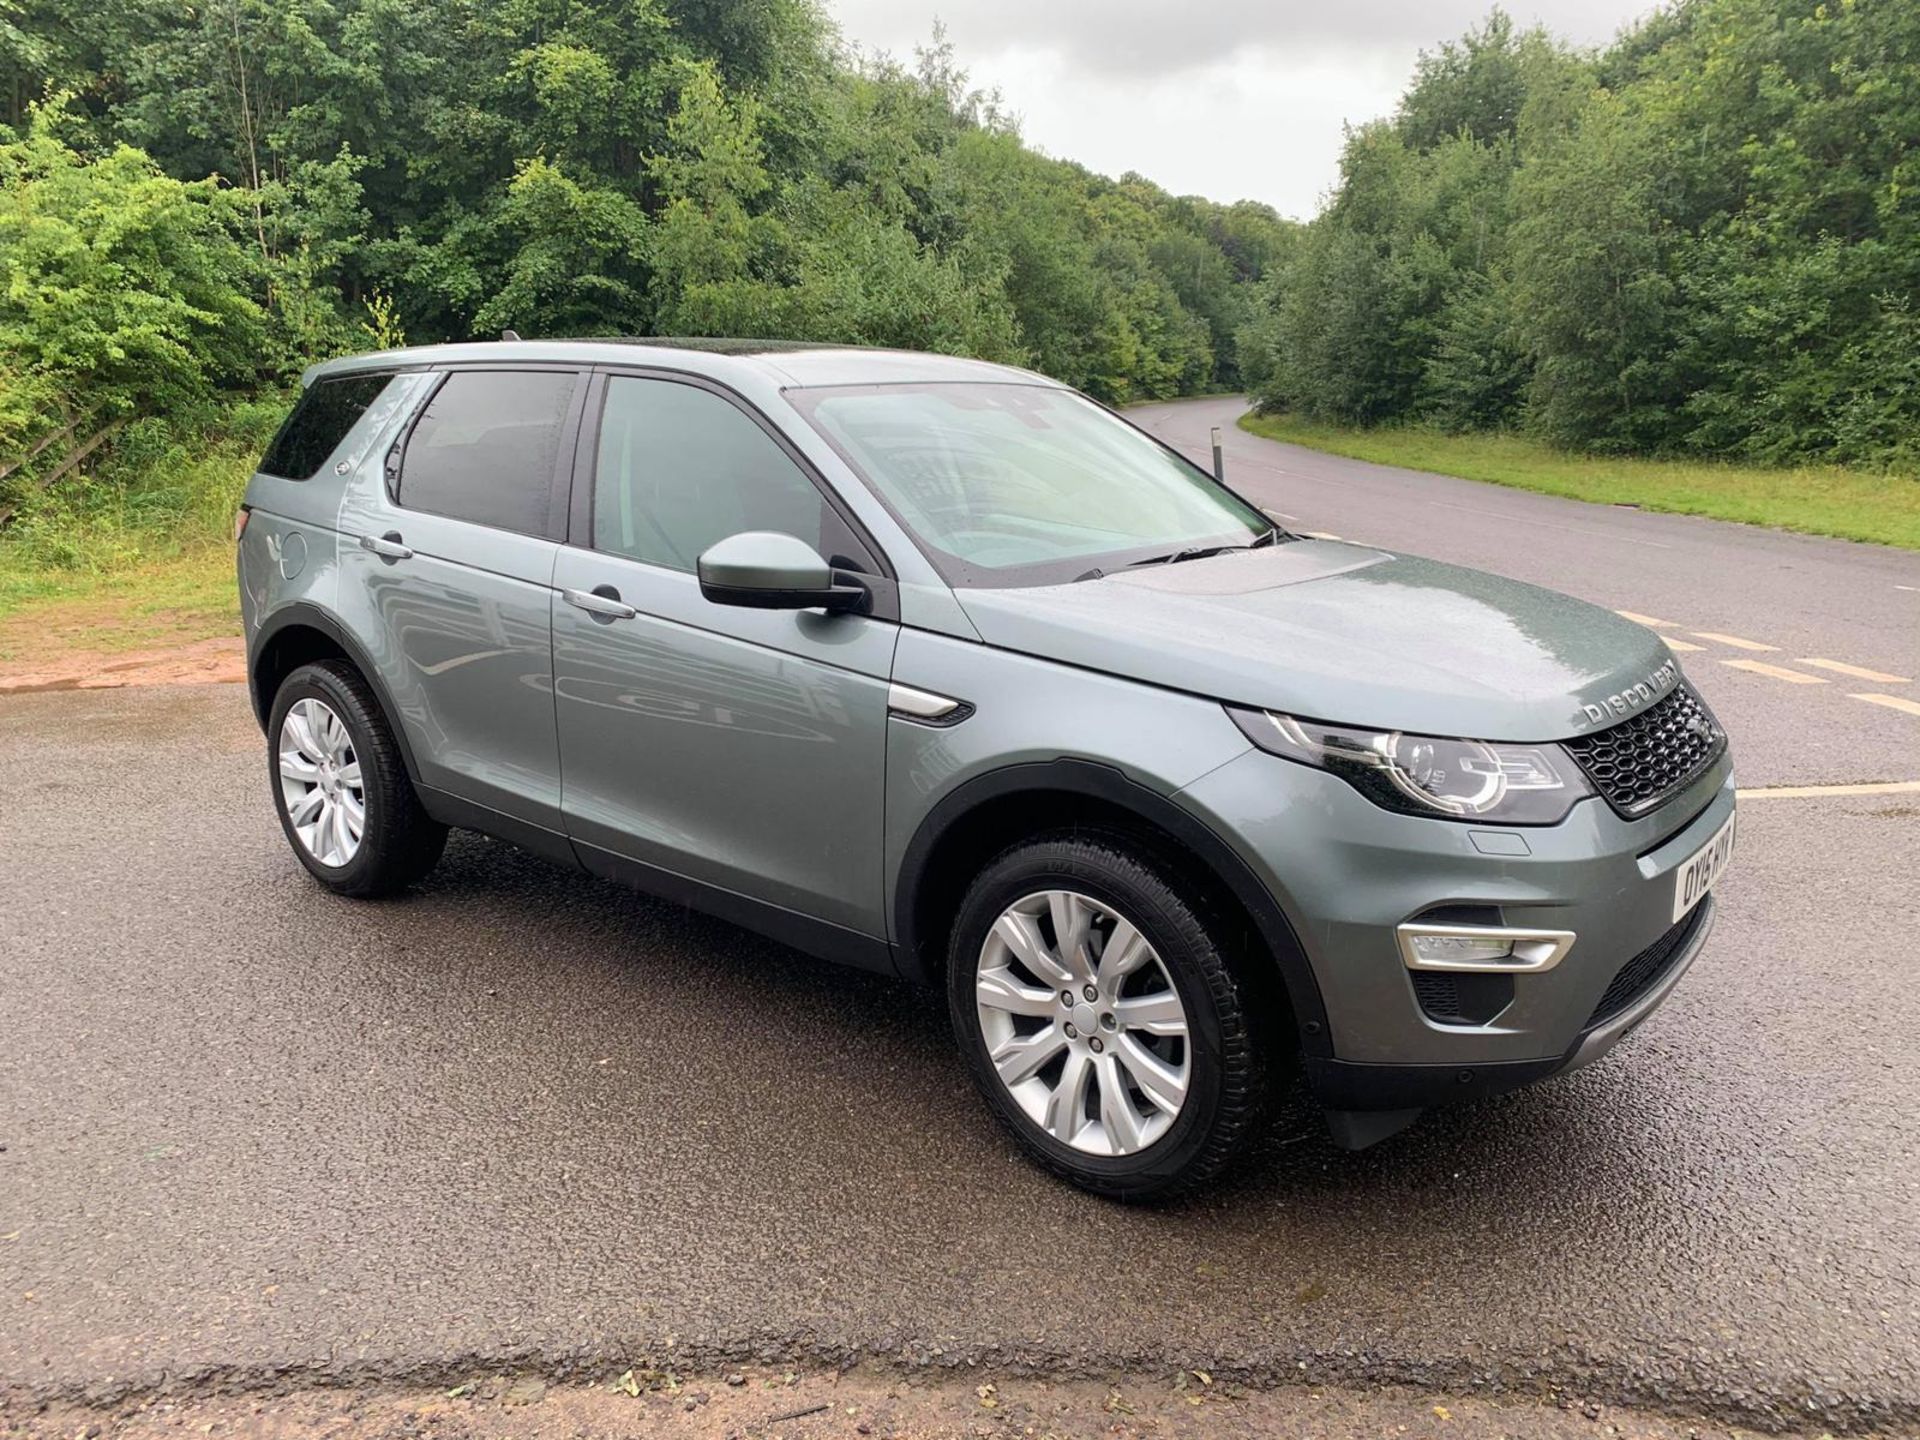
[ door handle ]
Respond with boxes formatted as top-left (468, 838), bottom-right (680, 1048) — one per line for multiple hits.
top-left (563, 586), bottom-right (638, 621)
top-left (359, 531), bottom-right (413, 561)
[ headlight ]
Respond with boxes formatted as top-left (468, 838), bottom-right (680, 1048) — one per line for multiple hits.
top-left (1227, 707), bottom-right (1594, 824)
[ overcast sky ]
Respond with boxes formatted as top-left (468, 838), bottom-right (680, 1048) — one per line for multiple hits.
top-left (825, 0), bottom-right (1663, 218)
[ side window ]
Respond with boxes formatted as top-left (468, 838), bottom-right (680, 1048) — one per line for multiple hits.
top-left (396, 370), bottom-right (575, 536)
top-left (592, 377), bottom-right (843, 572)
top-left (259, 373), bottom-right (395, 480)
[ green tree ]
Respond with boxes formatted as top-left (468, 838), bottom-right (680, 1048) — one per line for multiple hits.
top-left (474, 158), bottom-right (651, 337)
top-left (1396, 10), bottom-right (1534, 150)
top-left (1, 0), bottom-right (1346, 444)
top-left (0, 103), bottom-right (270, 443)
top-left (1242, 0), bottom-right (1920, 472)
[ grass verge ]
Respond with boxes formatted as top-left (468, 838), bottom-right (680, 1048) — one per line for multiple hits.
top-left (0, 414), bottom-right (273, 668)
top-left (1240, 412), bottom-right (1920, 550)
top-left (0, 546), bottom-right (238, 668)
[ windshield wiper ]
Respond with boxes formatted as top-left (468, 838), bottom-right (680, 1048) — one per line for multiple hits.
top-left (1074, 550), bottom-right (1215, 580)
top-left (1073, 528), bottom-right (1284, 582)
top-left (1124, 530), bottom-right (1283, 569)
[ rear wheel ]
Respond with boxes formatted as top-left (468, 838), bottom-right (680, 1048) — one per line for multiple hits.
top-left (268, 660), bottom-right (446, 897)
top-left (948, 834), bottom-right (1266, 1199)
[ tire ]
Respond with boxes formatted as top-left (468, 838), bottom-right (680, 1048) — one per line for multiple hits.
top-left (947, 833), bottom-right (1267, 1200)
top-left (267, 659), bottom-right (447, 897)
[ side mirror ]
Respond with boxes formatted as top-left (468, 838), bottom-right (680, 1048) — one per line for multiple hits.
top-left (697, 531), bottom-right (868, 613)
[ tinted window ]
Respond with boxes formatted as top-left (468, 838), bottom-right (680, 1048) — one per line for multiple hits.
top-left (397, 370), bottom-right (575, 536)
top-left (593, 378), bottom-right (836, 571)
top-left (259, 374), bottom-right (395, 480)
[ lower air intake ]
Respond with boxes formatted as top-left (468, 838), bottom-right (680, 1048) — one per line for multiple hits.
top-left (1585, 902), bottom-right (1709, 1029)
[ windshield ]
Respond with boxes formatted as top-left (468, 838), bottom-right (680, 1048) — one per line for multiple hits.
top-left (787, 382), bottom-right (1271, 587)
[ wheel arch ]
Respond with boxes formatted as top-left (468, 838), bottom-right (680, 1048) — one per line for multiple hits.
top-left (249, 605), bottom-right (422, 786)
top-left (893, 759), bottom-right (1332, 1057)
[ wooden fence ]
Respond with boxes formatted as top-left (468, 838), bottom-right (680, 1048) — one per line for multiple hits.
top-left (0, 415), bottom-right (125, 528)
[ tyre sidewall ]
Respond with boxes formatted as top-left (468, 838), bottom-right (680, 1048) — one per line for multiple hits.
top-left (267, 664), bottom-right (393, 893)
top-left (947, 841), bottom-right (1241, 1196)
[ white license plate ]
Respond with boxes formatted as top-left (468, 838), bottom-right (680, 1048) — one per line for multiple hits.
top-left (1671, 812), bottom-right (1736, 922)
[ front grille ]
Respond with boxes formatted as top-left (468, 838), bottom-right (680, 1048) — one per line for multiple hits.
top-left (1564, 683), bottom-right (1726, 818)
top-left (1584, 902), bottom-right (1708, 1028)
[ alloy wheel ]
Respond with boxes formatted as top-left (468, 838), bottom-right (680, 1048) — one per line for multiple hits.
top-left (974, 889), bottom-right (1191, 1156)
top-left (278, 697), bottom-right (365, 867)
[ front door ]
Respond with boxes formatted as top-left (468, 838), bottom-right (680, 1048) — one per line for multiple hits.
top-left (551, 373), bottom-right (898, 943)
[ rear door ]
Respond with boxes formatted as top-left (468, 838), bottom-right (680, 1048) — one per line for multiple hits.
top-left (336, 365), bottom-right (584, 836)
top-left (550, 371), bottom-right (899, 944)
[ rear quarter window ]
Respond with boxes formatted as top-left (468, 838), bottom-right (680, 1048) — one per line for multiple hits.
top-left (259, 374), bottom-right (397, 480)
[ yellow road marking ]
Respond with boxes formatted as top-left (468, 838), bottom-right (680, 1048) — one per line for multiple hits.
top-left (1739, 779), bottom-right (1920, 799)
top-left (1615, 610), bottom-right (1677, 628)
top-left (1660, 636), bottom-right (1706, 652)
top-left (1796, 658), bottom-right (1911, 684)
top-left (1722, 659), bottom-right (1826, 684)
top-left (1693, 631), bottom-right (1780, 652)
top-left (1300, 530), bottom-right (1343, 541)
top-left (1851, 692), bottom-right (1920, 718)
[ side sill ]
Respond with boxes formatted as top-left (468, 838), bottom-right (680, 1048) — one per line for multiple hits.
top-left (417, 786), bottom-right (580, 868)
top-left (572, 839), bottom-right (898, 978)
top-left (420, 786), bottom-right (898, 978)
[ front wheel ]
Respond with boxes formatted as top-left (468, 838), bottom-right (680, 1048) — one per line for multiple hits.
top-left (947, 834), bottom-right (1267, 1200)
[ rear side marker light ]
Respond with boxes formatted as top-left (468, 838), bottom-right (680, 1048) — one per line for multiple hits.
top-left (234, 507), bottom-right (251, 543)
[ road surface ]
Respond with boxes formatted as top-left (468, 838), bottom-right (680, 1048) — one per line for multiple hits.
top-left (2, 399), bottom-right (1917, 1430)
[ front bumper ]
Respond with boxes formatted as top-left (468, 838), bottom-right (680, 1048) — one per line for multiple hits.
top-left (1176, 741), bottom-right (1734, 1120)
top-left (1308, 894), bottom-right (1714, 1120)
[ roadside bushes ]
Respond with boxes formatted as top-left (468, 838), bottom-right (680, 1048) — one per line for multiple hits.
top-left (1242, 0), bottom-right (1920, 473)
top-left (1, 3), bottom-right (1301, 563)
top-left (0, 106), bottom-right (277, 442)
top-left (1, 4), bottom-right (1291, 414)
top-left (0, 405), bottom-right (284, 577)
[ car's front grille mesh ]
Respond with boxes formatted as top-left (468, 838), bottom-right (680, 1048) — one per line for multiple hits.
top-left (1584, 901), bottom-right (1709, 1029)
top-left (1563, 683), bottom-right (1726, 818)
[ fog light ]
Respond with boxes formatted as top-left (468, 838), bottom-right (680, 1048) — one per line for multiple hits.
top-left (1407, 933), bottom-right (1515, 965)
top-left (1396, 922), bottom-right (1576, 973)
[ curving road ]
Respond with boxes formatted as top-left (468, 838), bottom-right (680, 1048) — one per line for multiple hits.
top-left (2, 399), bottom-right (1917, 1430)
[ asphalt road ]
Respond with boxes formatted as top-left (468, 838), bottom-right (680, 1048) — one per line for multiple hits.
top-left (4, 400), bottom-right (1919, 1430)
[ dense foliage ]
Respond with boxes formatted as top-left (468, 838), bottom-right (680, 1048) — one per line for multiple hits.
top-left (1240, 0), bottom-right (1920, 471)
top-left (5, 0), bottom-right (1914, 523)
top-left (0, 0), bottom-right (1291, 468)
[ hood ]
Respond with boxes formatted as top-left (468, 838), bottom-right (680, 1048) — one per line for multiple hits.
top-left (954, 540), bottom-right (1680, 742)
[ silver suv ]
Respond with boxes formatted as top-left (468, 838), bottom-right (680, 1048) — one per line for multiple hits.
top-left (239, 339), bottom-right (1735, 1197)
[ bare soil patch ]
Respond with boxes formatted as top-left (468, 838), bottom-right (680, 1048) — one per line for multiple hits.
top-left (0, 1366), bottom-right (1849, 1440)
top-left (0, 634), bottom-right (243, 694)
